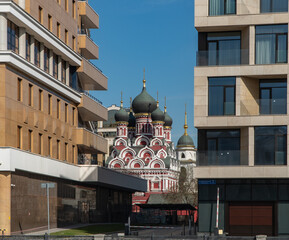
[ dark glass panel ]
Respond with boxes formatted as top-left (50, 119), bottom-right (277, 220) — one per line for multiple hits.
top-left (252, 184), bottom-right (277, 201)
top-left (224, 86), bottom-right (235, 115)
top-left (208, 42), bottom-right (217, 66)
top-left (226, 184), bottom-right (251, 201)
top-left (208, 77), bottom-right (236, 116)
top-left (209, 86), bottom-right (223, 115)
top-left (256, 25), bottom-right (288, 35)
top-left (260, 88), bottom-right (271, 114)
top-left (255, 126), bottom-right (287, 165)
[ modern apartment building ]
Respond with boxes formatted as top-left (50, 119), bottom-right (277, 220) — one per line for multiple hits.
top-left (0, 0), bottom-right (146, 234)
top-left (194, 0), bottom-right (289, 236)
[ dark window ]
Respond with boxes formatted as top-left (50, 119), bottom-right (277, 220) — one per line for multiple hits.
top-left (28, 84), bottom-right (33, 106)
top-left (57, 140), bottom-right (60, 159)
top-left (209, 0), bottom-right (236, 16)
top-left (39, 89), bottom-right (43, 111)
top-left (57, 99), bottom-right (60, 119)
top-left (48, 94), bottom-right (52, 115)
top-left (26, 34), bottom-right (31, 61)
top-left (44, 47), bottom-right (49, 73)
top-left (65, 103), bottom-right (68, 122)
top-left (209, 77), bottom-right (235, 116)
top-left (62, 60), bottom-right (66, 83)
top-left (261, 0), bottom-right (288, 13)
top-left (38, 133), bottom-right (42, 154)
top-left (17, 78), bottom-right (22, 101)
top-left (202, 130), bottom-right (240, 165)
top-left (17, 126), bottom-right (22, 149)
top-left (34, 40), bottom-right (41, 67)
top-left (7, 20), bottom-right (19, 53)
top-left (53, 53), bottom-right (58, 78)
top-left (28, 129), bottom-right (32, 152)
top-left (255, 126), bottom-right (287, 165)
top-left (207, 32), bottom-right (241, 65)
top-left (69, 65), bottom-right (78, 90)
top-left (260, 79), bottom-right (287, 115)
top-left (256, 25), bottom-right (288, 64)
top-left (48, 136), bottom-right (52, 157)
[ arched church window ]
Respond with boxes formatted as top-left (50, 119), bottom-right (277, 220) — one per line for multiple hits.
top-left (181, 153), bottom-right (185, 158)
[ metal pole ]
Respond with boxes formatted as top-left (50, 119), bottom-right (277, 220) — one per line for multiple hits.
top-left (47, 185), bottom-right (50, 235)
top-left (216, 187), bottom-right (219, 229)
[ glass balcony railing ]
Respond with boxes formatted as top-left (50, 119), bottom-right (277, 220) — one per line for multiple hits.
top-left (197, 150), bottom-right (247, 166)
top-left (196, 49), bottom-right (249, 66)
top-left (240, 98), bottom-right (287, 116)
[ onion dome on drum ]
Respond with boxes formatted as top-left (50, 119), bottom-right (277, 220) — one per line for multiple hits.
top-left (164, 105), bottom-right (173, 127)
top-left (115, 94), bottom-right (129, 122)
top-left (177, 106), bottom-right (194, 147)
top-left (151, 97), bottom-right (165, 122)
top-left (132, 79), bottom-right (157, 114)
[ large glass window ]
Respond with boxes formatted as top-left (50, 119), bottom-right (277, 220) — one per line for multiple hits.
top-left (209, 0), bottom-right (236, 16)
top-left (260, 79), bottom-right (287, 115)
top-left (209, 77), bottom-right (235, 116)
top-left (256, 25), bottom-right (288, 64)
top-left (261, 0), bottom-right (288, 13)
top-left (7, 20), bottom-right (19, 54)
top-left (205, 130), bottom-right (240, 165)
top-left (255, 126), bottom-right (287, 165)
top-left (207, 32), bottom-right (241, 65)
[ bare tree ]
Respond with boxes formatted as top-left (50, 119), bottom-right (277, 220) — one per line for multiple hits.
top-left (163, 166), bottom-right (198, 206)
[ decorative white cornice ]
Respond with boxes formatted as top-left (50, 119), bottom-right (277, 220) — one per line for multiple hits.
top-left (0, 51), bottom-right (81, 103)
top-left (0, 0), bottom-right (82, 65)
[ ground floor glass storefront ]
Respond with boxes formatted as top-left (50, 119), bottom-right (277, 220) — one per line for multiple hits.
top-left (198, 179), bottom-right (289, 236)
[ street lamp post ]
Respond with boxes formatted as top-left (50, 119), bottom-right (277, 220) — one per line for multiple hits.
top-left (41, 183), bottom-right (55, 235)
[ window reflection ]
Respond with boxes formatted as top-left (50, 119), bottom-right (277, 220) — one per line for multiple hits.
top-left (255, 126), bottom-right (287, 165)
top-left (260, 79), bottom-right (287, 115)
top-left (209, 77), bottom-right (235, 116)
top-left (261, 0), bottom-right (288, 13)
top-left (206, 130), bottom-right (240, 165)
top-left (256, 25), bottom-right (288, 64)
top-left (209, 0), bottom-right (236, 16)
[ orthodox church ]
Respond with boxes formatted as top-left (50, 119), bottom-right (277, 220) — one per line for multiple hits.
top-left (106, 74), bottom-right (196, 196)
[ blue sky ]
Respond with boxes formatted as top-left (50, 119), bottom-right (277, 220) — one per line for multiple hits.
top-left (89, 0), bottom-right (198, 145)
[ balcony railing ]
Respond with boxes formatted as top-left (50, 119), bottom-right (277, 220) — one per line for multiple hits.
top-left (197, 150), bottom-right (248, 166)
top-left (196, 49), bottom-right (249, 66)
top-left (240, 98), bottom-right (287, 116)
top-left (72, 85), bottom-right (103, 105)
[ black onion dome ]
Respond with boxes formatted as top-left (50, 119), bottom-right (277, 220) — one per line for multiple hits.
top-left (115, 108), bottom-right (129, 122)
top-left (151, 107), bottom-right (165, 122)
top-left (177, 134), bottom-right (195, 147)
top-left (164, 112), bottom-right (173, 127)
top-left (132, 82), bottom-right (157, 114)
top-left (128, 111), bottom-right (136, 127)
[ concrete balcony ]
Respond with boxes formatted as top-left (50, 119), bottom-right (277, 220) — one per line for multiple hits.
top-left (78, 92), bottom-right (107, 121)
top-left (78, 34), bottom-right (99, 60)
top-left (77, 58), bottom-right (107, 90)
top-left (78, 0), bottom-right (99, 29)
top-left (74, 128), bottom-right (107, 154)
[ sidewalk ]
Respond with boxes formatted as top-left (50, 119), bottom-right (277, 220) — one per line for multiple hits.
top-left (26, 223), bottom-right (114, 235)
